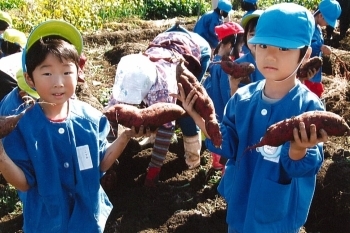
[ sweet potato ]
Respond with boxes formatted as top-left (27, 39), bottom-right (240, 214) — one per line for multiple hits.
top-left (176, 60), bottom-right (222, 147)
top-left (247, 111), bottom-right (350, 150)
top-left (297, 57), bottom-right (323, 79)
top-left (213, 55), bottom-right (255, 79)
top-left (103, 102), bottom-right (187, 132)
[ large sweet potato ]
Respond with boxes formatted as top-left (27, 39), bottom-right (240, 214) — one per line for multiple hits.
top-left (213, 55), bottom-right (255, 79)
top-left (247, 111), bottom-right (350, 150)
top-left (176, 60), bottom-right (222, 147)
top-left (103, 102), bottom-right (187, 132)
top-left (297, 57), bottom-right (323, 79)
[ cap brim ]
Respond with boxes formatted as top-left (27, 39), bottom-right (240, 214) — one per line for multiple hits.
top-left (241, 10), bottom-right (264, 28)
top-left (248, 36), bottom-right (305, 49)
top-left (25, 20), bottom-right (83, 54)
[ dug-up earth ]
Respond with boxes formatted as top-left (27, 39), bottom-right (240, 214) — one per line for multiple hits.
top-left (1, 17), bottom-right (350, 233)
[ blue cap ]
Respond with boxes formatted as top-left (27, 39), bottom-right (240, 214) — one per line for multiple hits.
top-left (241, 9), bottom-right (264, 28)
top-left (218, 0), bottom-right (233, 13)
top-left (249, 3), bottom-right (315, 49)
top-left (244, 0), bottom-right (257, 4)
top-left (319, 0), bottom-right (341, 28)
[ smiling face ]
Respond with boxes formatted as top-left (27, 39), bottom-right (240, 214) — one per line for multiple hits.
top-left (255, 44), bottom-right (300, 82)
top-left (30, 53), bottom-right (77, 104)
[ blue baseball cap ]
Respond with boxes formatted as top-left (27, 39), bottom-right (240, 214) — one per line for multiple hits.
top-left (218, 0), bottom-right (233, 13)
top-left (243, 0), bottom-right (257, 4)
top-left (319, 0), bottom-right (341, 28)
top-left (249, 3), bottom-right (315, 49)
top-left (241, 9), bottom-right (264, 28)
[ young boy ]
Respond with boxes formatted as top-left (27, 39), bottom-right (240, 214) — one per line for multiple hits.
top-left (175, 3), bottom-right (329, 232)
top-left (306, 0), bottom-right (341, 98)
top-left (0, 19), bottom-right (149, 233)
top-left (194, 0), bottom-right (233, 50)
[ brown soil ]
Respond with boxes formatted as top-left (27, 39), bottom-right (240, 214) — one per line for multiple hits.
top-left (1, 18), bottom-right (350, 233)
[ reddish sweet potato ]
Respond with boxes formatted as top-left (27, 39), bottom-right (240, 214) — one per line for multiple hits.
top-left (297, 57), bottom-right (323, 79)
top-left (176, 60), bottom-right (222, 147)
top-left (103, 102), bottom-right (187, 132)
top-left (213, 55), bottom-right (255, 79)
top-left (247, 111), bottom-right (350, 150)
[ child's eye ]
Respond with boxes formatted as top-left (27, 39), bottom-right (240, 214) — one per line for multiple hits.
top-left (259, 44), bottom-right (267, 49)
top-left (279, 48), bottom-right (289, 51)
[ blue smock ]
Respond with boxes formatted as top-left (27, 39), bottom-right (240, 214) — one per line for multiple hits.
top-left (310, 25), bottom-right (323, 83)
top-left (2, 99), bottom-right (112, 233)
top-left (194, 10), bottom-right (223, 48)
top-left (206, 80), bottom-right (325, 232)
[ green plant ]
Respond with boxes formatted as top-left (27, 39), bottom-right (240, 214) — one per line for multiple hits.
top-left (0, 184), bottom-right (22, 216)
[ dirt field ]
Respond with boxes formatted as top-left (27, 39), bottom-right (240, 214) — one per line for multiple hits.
top-left (1, 17), bottom-right (350, 233)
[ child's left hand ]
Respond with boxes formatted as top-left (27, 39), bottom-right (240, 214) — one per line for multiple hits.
top-left (289, 122), bottom-right (328, 160)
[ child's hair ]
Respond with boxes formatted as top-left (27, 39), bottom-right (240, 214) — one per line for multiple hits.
top-left (1, 40), bottom-right (22, 55)
top-left (0, 20), bottom-right (10, 31)
top-left (243, 17), bottom-right (259, 47)
top-left (25, 35), bottom-right (80, 79)
top-left (214, 33), bottom-right (243, 59)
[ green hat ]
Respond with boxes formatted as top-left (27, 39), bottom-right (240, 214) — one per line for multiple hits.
top-left (16, 68), bottom-right (40, 99)
top-left (0, 11), bottom-right (12, 26)
top-left (2, 28), bottom-right (27, 48)
top-left (22, 19), bottom-right (83, 72)
top-left (25, 19), bottom-right (83, 54)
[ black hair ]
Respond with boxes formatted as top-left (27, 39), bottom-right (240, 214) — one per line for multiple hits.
top-left (0, 20), bottom-right (10, 31)
top-left (1, 40), bottom-right (22, 55)
top-left (241, 1), bottom-right (257, 12)
top-left (213, 33), bottom-right (244, 60)
top-left (299, 46), bottom-right (308, 62)
top-left (243, 17), bottom-right (259, 49)
top-left (25, 35), bottom-right (80, 80)
top-left (214, 7), bottom-right (229, 18)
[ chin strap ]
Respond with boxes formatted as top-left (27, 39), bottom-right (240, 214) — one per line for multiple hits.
top-left (274, 50), bottom-right (308, 83)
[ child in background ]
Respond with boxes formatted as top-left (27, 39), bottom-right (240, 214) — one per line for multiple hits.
top-left (175, 3), bottom-right (329, 232)
top-left (194, 0), bottom-right (233, 50)
top-left (108, 24), bottom-right (211, 187)
top-left (231, 9), bottom-right (264, 93)
top-left (203, 22), bottom-right (244, 170)
top-left (0, 10), bottom-right (12, 58)
top-left (0, 19), bottom-right (149, 233)
top-left (307, 0), bottom-right (341, 98)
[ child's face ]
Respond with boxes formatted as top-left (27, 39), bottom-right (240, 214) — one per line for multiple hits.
top-left (28, 53), bottom-right (78, 105)
top-left (255, 44), bottom-right (300, 81)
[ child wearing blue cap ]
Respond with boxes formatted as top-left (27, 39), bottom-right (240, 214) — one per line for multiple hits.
top-left (174, 3), bottom-right (329, 232)
top-left (305, 0), bottom-right (341, 98)
top-left (194, 0), bottom-right (233, 49)
top-left (0, 19), bottom-right (150, 233)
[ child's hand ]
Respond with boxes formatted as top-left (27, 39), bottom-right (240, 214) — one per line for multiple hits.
top-left (289, 122), bottom-right (328, 160)
top-left (124, 125), bottom-right (153, 139)
top-left (321, 45), bottom-right (332, 56)
top-left (170, 83), bottom-right (198, 114)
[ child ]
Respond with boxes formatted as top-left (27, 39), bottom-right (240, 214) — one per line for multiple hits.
top-left (194, 0), bottom-right (233, 49)
top-left (306, 0), bottom-right (341, 98)
top-left (0, 19), bottom-right (149, 233)
top-left (175, 3), bottom-right (329, 232)
top-left (203, 22), bottom-right (244, 170)
top-left (0, 10), bottom-right (12, 57)
top-left (107, 24), bottom-right (211, 187)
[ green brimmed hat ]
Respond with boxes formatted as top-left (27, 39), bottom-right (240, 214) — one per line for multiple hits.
top-left (22, 19), bottom-right (83, 72)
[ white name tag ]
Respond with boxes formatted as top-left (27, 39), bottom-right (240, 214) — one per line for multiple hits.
top-left (76, 145), bottom-right (93, 170)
